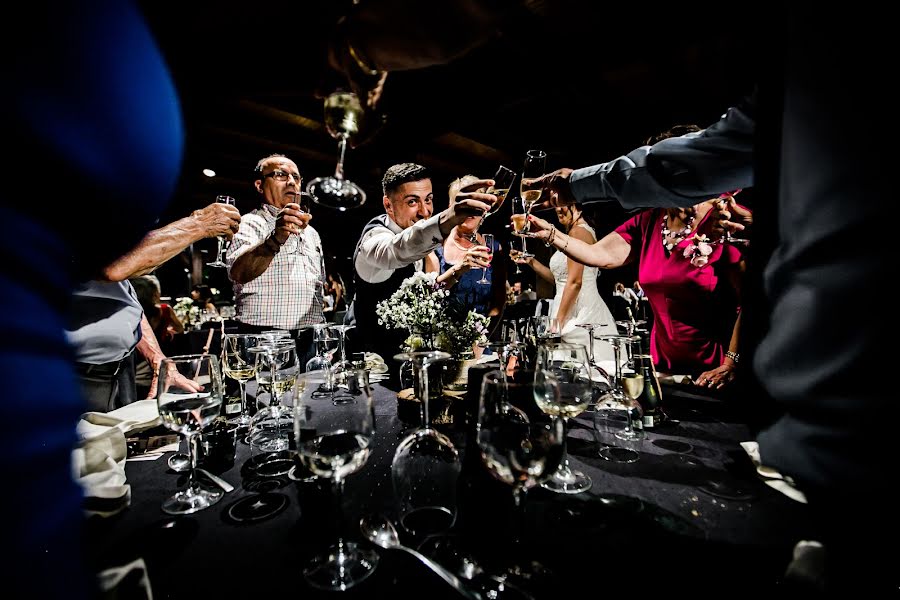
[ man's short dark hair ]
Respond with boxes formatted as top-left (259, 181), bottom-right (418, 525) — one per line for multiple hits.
top-left (382, 163), bottom-right (430, 196)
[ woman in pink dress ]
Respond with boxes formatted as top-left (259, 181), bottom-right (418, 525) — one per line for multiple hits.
top-left (526, 194), bottom-right (748, 390)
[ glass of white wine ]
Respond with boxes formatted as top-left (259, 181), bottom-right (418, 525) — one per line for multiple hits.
top-left (520, 149), bottom-right (547, 214)
top-left (306, 91), bottom-right (367, 211)
top-left (534, 343), bottom-right (594, 494)
top-left (469, 165), bottom-right (516, 241)
top-left (222, 333), bottom-right (259, 427)
top-left (510, 196), bottom-right (533, 258)
top-left (248, 340), bottom-right (297, 453)
top-left (156, 354), bottom-right (224, 515)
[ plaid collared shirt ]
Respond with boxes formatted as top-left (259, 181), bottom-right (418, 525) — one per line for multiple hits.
top-left (226, 204), bottom-right (325, 330)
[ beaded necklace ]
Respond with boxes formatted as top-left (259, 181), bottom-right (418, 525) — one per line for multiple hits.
top-left (661, 213), bottom-right (695, 251)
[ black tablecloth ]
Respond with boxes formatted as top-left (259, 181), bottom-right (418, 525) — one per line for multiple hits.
top-left (85, 379), bottom-right (812, 598)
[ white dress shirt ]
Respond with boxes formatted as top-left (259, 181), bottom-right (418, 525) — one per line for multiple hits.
top-left (353, 214), bottom-right (444, 283)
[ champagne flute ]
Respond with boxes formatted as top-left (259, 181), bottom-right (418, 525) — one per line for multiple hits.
top-left (476, 233), bottom-right (494, 285)
top-left (469, 165), bottom-right (516, 241)
top-left (306, 92), bottom-right (367, 211)
top-left (295, 369), bottom-right (378, 590)
top-left (520, 150), bottom-right (547, 214)
top-left (156, 354), bottom-right (224, 515)
top-left (207, 195), bottom-right (235, 267)
top-left (510, 196), bottom-right (533, 258)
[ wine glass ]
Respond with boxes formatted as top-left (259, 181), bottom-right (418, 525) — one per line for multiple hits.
top-left (391, 350), bottom-right (459, 538)
top-left (594, 335), bottom-right (644, 463)
top-left (534, 343), bottom-right (593, 494)
top-left (329, 324), bottom-right (355, 385)
top-left (222, 333), bottom-right (260, 427)
top-left (469, 165), bottom-right (516, 241)
top-left (520, 150), bottom-right (547, 214)
top-left (156, 354), bottom-right (224, 515)
top-left (306, 91), bottom-right (367, 211)
top-left (510, 196), bottom-right (533, 259)
top-left (294, 369), bottom-right (378, 590)
top-left (306, 324), bottom-right (339, 390)
top-left (477, 370), bottom-right (564, 509)
top-left (476, 233), bottom-right (494, 285)
top-left (716, 190), bottom-right (749, 245)
top-left (207, 195), bottom-right (235, 267)
top-left (248, 340), bottom-right (297, 453)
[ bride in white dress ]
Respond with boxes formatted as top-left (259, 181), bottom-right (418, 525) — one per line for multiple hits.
top-left (514, 205), bottom-right (618, 368)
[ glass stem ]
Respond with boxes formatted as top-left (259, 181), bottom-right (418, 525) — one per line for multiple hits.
top-left (417, 360), bottom-right (430, 427)
top-left (333, 478), bottom-right (347, 555)
top-left (559, 416), bottom-right (571, 471)
top-left (239, 380), bottom-right (249, 418)
top-left (334, 136), bottom-right (348, 180)
top-left (187, 431), bottom-right (201, 494)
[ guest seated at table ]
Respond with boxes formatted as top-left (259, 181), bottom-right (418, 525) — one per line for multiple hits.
top-left (344, 162), bottom-right (491, 364)
top-left (425, 175), bottom-right (506, 331)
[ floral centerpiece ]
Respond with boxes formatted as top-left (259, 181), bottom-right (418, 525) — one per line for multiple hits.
top-left (172, 296), bottom-right (199, 325)
top-left (376, 272), bottom-right (489, 357)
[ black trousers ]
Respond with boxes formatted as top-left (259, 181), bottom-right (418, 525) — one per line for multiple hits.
top-left (75, 352), bottom-right (136, 413)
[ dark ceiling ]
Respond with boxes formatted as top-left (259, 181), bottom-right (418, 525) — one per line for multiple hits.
top-left (138, 1), bottom-right (756, 288)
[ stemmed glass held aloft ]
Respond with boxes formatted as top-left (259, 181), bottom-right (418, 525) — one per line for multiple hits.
top-left (207, 195), bottom-right (235, 267)
top-left (468, 165), bottom-right (516, 241)
top-left (306, 91), bottom-right (367, 211)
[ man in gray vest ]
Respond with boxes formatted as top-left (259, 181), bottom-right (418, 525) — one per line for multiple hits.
top-left (346, 163), bottom-right (492, 368)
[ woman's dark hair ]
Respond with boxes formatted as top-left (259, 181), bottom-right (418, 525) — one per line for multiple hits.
top-left (645, 124), bottom-right (702, 146)
top-left (192, 284), bottom-right (214, 303)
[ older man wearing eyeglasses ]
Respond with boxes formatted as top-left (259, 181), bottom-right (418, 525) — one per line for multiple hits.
top-left (227, 153), bottom-right (325, 365)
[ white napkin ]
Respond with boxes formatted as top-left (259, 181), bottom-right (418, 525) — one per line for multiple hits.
top-left (72, 400), bottom-right (161, 517)
top-left (740, 441), bottom-right (808, 504)
top-left (97, 557), bottom-right (153, 599)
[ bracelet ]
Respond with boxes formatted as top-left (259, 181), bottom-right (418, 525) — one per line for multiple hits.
top-left (545, 227), bottom-right (557, 247)
top-left (725, 350), bottom-right (740, 364)
top-left (264, 236), bottom-right (282, 254)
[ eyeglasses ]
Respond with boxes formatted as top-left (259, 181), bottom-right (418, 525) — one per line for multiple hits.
top-left (263, 170), bottom-right (302, 183)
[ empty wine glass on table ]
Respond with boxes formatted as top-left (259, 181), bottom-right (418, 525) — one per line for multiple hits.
top-left (476, 233), bottom-right (494, 285)
top-left (534, 343), bottom-right (593, 494)
top-left (329, 324), bottom-right (355, 385)
top-left (469, 165), bottom-right (516, 241)
top-left (392, 350), bottom-right (459, 538)
top-left (207, 195), bottom-right (235, 267)
top-left (478, 370), bottom-right (564, 509)
top-left (156, 354), bottom-right (225, 515)
top-left (294, 369), bottom-right (378, 590)
top-left (306, 323), bottom-right (339, 390)
top-left (306, 91), bottom-right (367, 211)
top-left (594, 335), bottom-right (644, 463)
top-left (222, 333), bottom-right (260, 428)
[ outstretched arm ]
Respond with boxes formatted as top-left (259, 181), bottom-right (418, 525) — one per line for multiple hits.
top-left (102, 203), bottom-right (241, 281)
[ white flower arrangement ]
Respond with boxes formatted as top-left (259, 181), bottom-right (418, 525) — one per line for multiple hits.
top-left (376, 272), bottom-right (490, 357)
top-left (172, 296), bottom-right (199, 324)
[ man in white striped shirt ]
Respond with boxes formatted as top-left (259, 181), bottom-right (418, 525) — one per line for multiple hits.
top-left (227, 154), bottom-right (325, 364)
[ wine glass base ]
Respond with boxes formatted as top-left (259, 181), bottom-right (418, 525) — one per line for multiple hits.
top-left (540, 468), bottom-right (592, 494)
top-left (307, 176), bottom-right (367, 211)
top-left (303, 542), bottom-right (379, 591)
top-left (399, 505), bottom-right (456, 538)
top-left (161, 485), bottom-right (223, 515)
top-left (206, 260), bottom-right (227, 268)
top-left (167, 452), bottom-right (190, 473)
top-left (598, 446), bottom-right (640, 464)
top-left (476, 278), bottom-right (490, 285)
